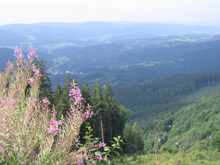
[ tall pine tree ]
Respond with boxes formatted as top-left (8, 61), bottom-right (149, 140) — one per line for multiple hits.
top-left (35, 59), bottom-right (53, 103)
top-left (56, 75), bottom-right (72, 117)
top-left (53, 83), bottom-right (61, 107)
top-left (91, 82), bottom-right (105, 142)
top-left (103, 82), bottom-right (118, 143)
top-left (82, 82), bottom-right (92, 107)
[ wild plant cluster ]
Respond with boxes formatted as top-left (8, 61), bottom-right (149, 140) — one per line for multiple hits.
top-left (0, 47), bottom-right (121, 164)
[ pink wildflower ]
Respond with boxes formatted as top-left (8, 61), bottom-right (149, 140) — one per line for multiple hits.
top-left (90, 111), bottom-right (94, 118)
top-left (76, 161), bottom-right (84, 165)
top-left (28, 78), bottom-right (35, 85)
top-left (14, 47), bottom-right (21, 58)
top-left (47, 119), bottom-right (62, 135)
top-left (83, 110), bottom-right (90, 118)
top-left (33, 68), bottom-right (42, 78)
top-left (7, 61), bottom-right (14, 69)
top-left (98, 142), bottom-right (106, 148)
top-left (83, 110), bottom-right (94, 118)
top-left (28, 50), bottom-right (38, 60)
top-left (3, 81), bottom-right (8, 85)
top-left (8, 153), bottom-right (13, 156)
top-left (95, 154), bottom-right (102, 160)
top-left (69, 87), bottom-right (84, 104)
top-left (51, 108), bottom-right (57, 114)
top-left (20, 147), bottom-right (25, 150)
top-left (42, 98), bottom-right (50, 105)
top-left (29, 97), bottom-right (37, 102)
top-left (2, 100), bottom-right (7, 104)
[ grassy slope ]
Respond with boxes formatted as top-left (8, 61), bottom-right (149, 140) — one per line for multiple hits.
top-left (110, 150), bottom-right (220, 165)
top-left (167, 91), bottom-right (220, 148)
top-left (180, 86), bottom-right (220, 102)
top-left (111, 86), bottom-right (220, 164)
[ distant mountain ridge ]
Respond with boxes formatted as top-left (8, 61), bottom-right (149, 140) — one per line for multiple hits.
top-left (0, 22), bottom-right (220, 87)
top-left (0, 22), bottom-right (219, 51)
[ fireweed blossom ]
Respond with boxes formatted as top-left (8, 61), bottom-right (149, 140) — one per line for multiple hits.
top-left (28, 78), bottom-right (35, 85)
top-left (69, 85), bottom-right (94, 120)
top-left (8, 153), bottom-right (13, 156)
top-left (90, 111), bottom-right (94, 118)
top-left (76, 161), bottom-right (84, 165)
top-left (95, 154), bottom-right (102, 160)
top-left (83, 110), bottom-right (94, 118)
top-left (29, 97), bottom-right (37, 102)
top-left (3, 81), bottom-right (8, 85)
top-left (14, 47), bottom-right (21, 58)
top-left (47, 108), bottom-right (62, 136)
top-left (51, 108), bottom-right (57, 114)
top-left (28, 50), bottom-right (38, 60)
top-left (98, 142), bottom-right (106, 148)
top-left (42, 98), bottom-right (50, 105)
top-left (47, 119), bottom-right (62, 135)
top-left (0, 46), bottom-right (116, 164)
top-left (6, 61), bottom-right (14, 70)
top-left (2, 100), bottom-right (7, 104)
top-left (33, 68), bottom-right (42, 78)
top-left (69, 87), bottom-right (84, 104)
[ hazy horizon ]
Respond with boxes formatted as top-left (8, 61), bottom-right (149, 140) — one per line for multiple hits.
top-left (0, 0), bottom-right (219, 26)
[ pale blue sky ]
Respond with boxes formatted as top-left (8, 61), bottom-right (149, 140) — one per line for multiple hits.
top-left (0, 0), bottom-right (219, 25)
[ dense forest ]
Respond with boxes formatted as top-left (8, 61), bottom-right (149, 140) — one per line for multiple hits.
top-left (36, 55), bottom-right (220, 158)
top-left (35, 59), bottom-right (144, 154)
top-left (112, 72), bottom-right (220, 152)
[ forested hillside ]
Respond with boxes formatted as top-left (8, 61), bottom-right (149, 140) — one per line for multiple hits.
top-left (112, 72), bottom-right (220, 152)
top-left (1, 22), bottom-right (220, 164)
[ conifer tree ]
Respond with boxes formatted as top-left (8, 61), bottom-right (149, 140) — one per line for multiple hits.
top-left (132, 121), bottom-right (144, 151)
top-left (56, 75), bottom-right (72, 117)
top-left (53, 83), bottom-right (61, 107)
top-left (123, 121), bottom-right (144, 153)
top-left (82, 82), bottom-right (92, 107)
top-left (117, 105), bottom-right (130, 137)
top-left (91, 82), bottom-right (105, 142)
top-left (103, 82), bottom-right (118, 142)
top-left (123, 124), bottom-right (135, 153)
top-left (35, 58), bottom-right (53, 103)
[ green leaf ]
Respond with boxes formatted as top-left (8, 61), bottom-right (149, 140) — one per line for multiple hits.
top-left (104, 159), bottom-right (111, 165)
top-left (112, 144), bottom-right (117, 147)
top-left (104, 146), bottom-right (111, 151)
top-left (94, 138), bottom-right (100, 142)
top-left (114, 151), bottom-right (120, 155)
top-left (109, 155), bottom-right (115, 158)
top-left (89, 147), bottom-right (98, 152)
top-left (95, 151), bottom-right (102, 155)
